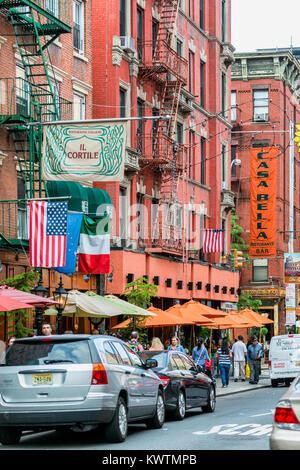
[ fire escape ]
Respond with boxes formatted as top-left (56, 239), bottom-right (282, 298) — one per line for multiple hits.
top-left (0, 0), bottom-right (72, 242)
top-left (138, 0), bottom-right (187, 256)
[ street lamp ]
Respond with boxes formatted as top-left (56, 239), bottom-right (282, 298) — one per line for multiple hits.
top-left (231, 158), bottom-right (241, 169)
top-left (53, 276), bottom-right (68, 334)
top-left (31, 274), bottom-right (49, 336)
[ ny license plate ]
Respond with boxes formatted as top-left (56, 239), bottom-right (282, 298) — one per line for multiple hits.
top-left (32, 374), bottom-right (53, 385)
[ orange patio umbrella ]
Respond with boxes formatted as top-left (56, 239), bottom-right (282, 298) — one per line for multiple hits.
top-left (111, 305), bottom-right (198, 329)
top-left (237, 308), bottom-right (274, 325)
top-left (165, 303), bottom-right (216, 326)
top-left (179, 299), bottom-right (228, 318)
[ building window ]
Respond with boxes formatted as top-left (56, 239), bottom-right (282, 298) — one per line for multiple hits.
top-left (137, 7), bottom-right (143, 60)
top-left (49, 79), bottom-right (60, 120)
top-left (47, 0), bottom-right (59, 17)
top-left (201, 137), bottom-right (205, 185)
top-left (188, 130), bottom-right (195, 179)
top-left (120, 0), bottom-right (126, 36)
top-left (231, 145), bottom-right (238, 178)
top-left (119, 187), bottom-right (127, 247)
top-left (200, 61), bottom-right (205, 107)
top-left (221, 0), bottom-right (226, 42)
top-left (231, 90), bottom-right (237, 122)
top-left (120, 88), bottom-right (126, 118)
top-left (73, 92), bottom-right (85, 120)
top-left (188, 51), bottom-right (194, 94)
top-left (137, 192), bottom-right (144, 245)
top-left (152, 20), bottom-right (158, 56)
top-left (152, 108), bottom-right (159, 150)
top-left (73, 0), bottom-right (84, 52)
top-left (137, 99), bottom-right (144, 153)
top-left (16, 65), bottom-right (29, 116)
top-left (177, 38), bottom-right (183, 56)
top-left (221, 72), bottom-right (226, 116)
top-left (17, 178), bottom-right (29, 239)
top-left (176, 122), bottom-right (183, 144)
top-left (221, 144), bottom-right (226, 187)
top-left (151, 198), bottom-right (159, 243)
top-left (199, 0), bottom-right (204, 29)
top-left (252, 259), bottom-right (268, 282)
top-left (253, 89), bottom-right (269, 122)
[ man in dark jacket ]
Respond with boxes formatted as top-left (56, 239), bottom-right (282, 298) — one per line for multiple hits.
top-left (247, 336), bottom-right (264, 384)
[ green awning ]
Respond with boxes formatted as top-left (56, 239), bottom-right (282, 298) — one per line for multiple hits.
top-left (46, 181), bottom-right (111, 216)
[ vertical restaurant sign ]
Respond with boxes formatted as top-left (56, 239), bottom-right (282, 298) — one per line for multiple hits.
top-left (250, 147), bottom-right (278, 258)
top-left (42, 122), bottom-right (126, 182)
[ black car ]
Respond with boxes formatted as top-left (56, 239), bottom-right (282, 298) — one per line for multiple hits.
top-left (139, 350), bottom-right (216, 420)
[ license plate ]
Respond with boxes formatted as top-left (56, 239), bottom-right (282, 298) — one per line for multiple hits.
top-left (32, 374), bottom-right (53, 385)
top-left (296, 362), bottom-right (300, 367)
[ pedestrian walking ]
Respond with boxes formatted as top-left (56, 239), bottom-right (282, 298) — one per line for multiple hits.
top-left (126, 331), bottom-right (144, 353)
top-left (167, 336), bottom-right (185, 352)
top-left (247, 336), bottom-right (264, 384)
top-left (192, 338), bottom-right (210, 373)
top-left (216, 338), bottom-right (232, 388)
top-left (232, 335), bottom-right (247, 382)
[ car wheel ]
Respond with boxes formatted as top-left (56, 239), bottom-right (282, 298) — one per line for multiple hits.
top-left (271, 379), bottom-right (278, 387)
top-left (285, 379), bottom-right (291, 387)
top-left (202, 386), bottom-right (216, 413)
top-left (171, 390), bottom-right (186, 421)
top-left (0, 427), bottom-right (21, 445)
top-left (146, 390), bottom-right (165, 429)
top-left (105, 396), bottom-right (128, 443)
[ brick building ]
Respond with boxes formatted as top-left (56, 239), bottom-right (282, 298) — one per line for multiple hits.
top-left (231, 49), bottom-right (300, 336)
top-left (92, 0), bottom-right (239, 322)
top-left (0, 0), bottom-right (95, 337)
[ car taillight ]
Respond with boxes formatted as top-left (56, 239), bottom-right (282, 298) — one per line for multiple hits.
top-left (274, 401), bottom-right (300, 429)
top-left (269, 361), bottom-right (271, 368)
top-left (91, 363), bottom-right (108, 385)
top-left (159, 376), bottom-right (170, 388)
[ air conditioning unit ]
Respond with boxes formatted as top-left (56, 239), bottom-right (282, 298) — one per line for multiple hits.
top-left (221, 181), bottom-right (227, 190)
top-left (255, 113), bottom-right (268, 122)
top-left (120, 36), bottom-right (135, 52)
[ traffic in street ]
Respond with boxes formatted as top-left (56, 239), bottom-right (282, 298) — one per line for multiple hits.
top-left (0, 386), bottom-right (284, 451)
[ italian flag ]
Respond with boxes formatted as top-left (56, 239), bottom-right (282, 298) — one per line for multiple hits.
top-left (78, 215), bottom-right (110, 274)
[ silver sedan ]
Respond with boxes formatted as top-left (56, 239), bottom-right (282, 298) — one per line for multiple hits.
top-left (270, 374), bottom-right (300, 450)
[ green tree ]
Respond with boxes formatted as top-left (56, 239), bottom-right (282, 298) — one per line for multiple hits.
top-left (237, 291), bottom-right (262, 313)
top-left (120, 277), bottom-right (159, 344)
top-left (0, 270), bottom-right (39, 338)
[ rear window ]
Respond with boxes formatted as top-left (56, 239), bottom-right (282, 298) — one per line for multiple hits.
top-left (139, 351), bottom-right (168, 368)
top-left (2, 340), bottom-right (92, 366)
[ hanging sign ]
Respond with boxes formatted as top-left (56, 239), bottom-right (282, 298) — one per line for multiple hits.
top-left (42, 122), bottom-right (126, 182)
top-left (284, 253), bottom-right (300, 284)
top-left (286, 283), bottom-right (296, 326)
top-left (249, 147), bottom-right (278, 258)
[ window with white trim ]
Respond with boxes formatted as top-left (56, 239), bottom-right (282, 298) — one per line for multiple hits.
top-left (73, 92), bottom-right (86, 120)
top-left (73, 0), bottom-right (84, 52)
top-left (253, 89), bottom-right (269, 122)
top-left (252, 259), bottom-right (268, 282)
top-left (47, 0), bottom-right (59, 17)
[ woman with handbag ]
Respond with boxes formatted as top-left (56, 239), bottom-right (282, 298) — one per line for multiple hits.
top-left (192, 338), bottom-right (211, 375)
top-left (216, 338), bottom-right (232, 388)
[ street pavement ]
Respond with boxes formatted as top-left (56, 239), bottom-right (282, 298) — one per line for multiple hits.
top-left (215, 362), bottom-right (270, 397)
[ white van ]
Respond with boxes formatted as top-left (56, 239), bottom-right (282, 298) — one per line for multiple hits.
top-left (269, 334), bottom-right (300, 387)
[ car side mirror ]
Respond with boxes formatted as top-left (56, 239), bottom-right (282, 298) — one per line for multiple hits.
top-left (145, 358), bottom-right (158, 369)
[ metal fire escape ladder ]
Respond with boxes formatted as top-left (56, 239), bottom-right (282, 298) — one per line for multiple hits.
top-left (0, 0), bottom-right (71, 198)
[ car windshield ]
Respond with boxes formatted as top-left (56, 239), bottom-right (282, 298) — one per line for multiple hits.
top-left (139, 351), bottom-right (168, 368)
top-left (2, 340), bottom-right (92, 366)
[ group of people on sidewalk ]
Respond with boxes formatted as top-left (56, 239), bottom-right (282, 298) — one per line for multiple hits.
top-left (214, 335), bottom-right (264, 388)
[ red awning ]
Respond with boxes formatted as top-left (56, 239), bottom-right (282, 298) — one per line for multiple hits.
top-left (0, 295), bottom-right (33, 312)
top-left (0, 285), bottom-right (57, 307)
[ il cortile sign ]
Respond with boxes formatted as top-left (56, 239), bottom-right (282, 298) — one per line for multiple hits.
top-left (42, 122), bottom-right (126, 182)
top-left (243, 288), bottom-right (285, 297)
top-left (249, 147), bottom-right (278, 258)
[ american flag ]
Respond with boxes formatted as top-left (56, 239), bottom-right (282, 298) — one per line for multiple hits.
top-left (29, 201), bottom-right (68, 267)
top-left (202, 229), bottom-right (224, 253)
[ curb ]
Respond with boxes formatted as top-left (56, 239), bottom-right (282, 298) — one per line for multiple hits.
top-left (216, 383), bottom-right (271, 397)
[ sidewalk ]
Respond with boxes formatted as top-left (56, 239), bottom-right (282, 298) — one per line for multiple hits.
top-left (215, 363), bottom-right (271, 397)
